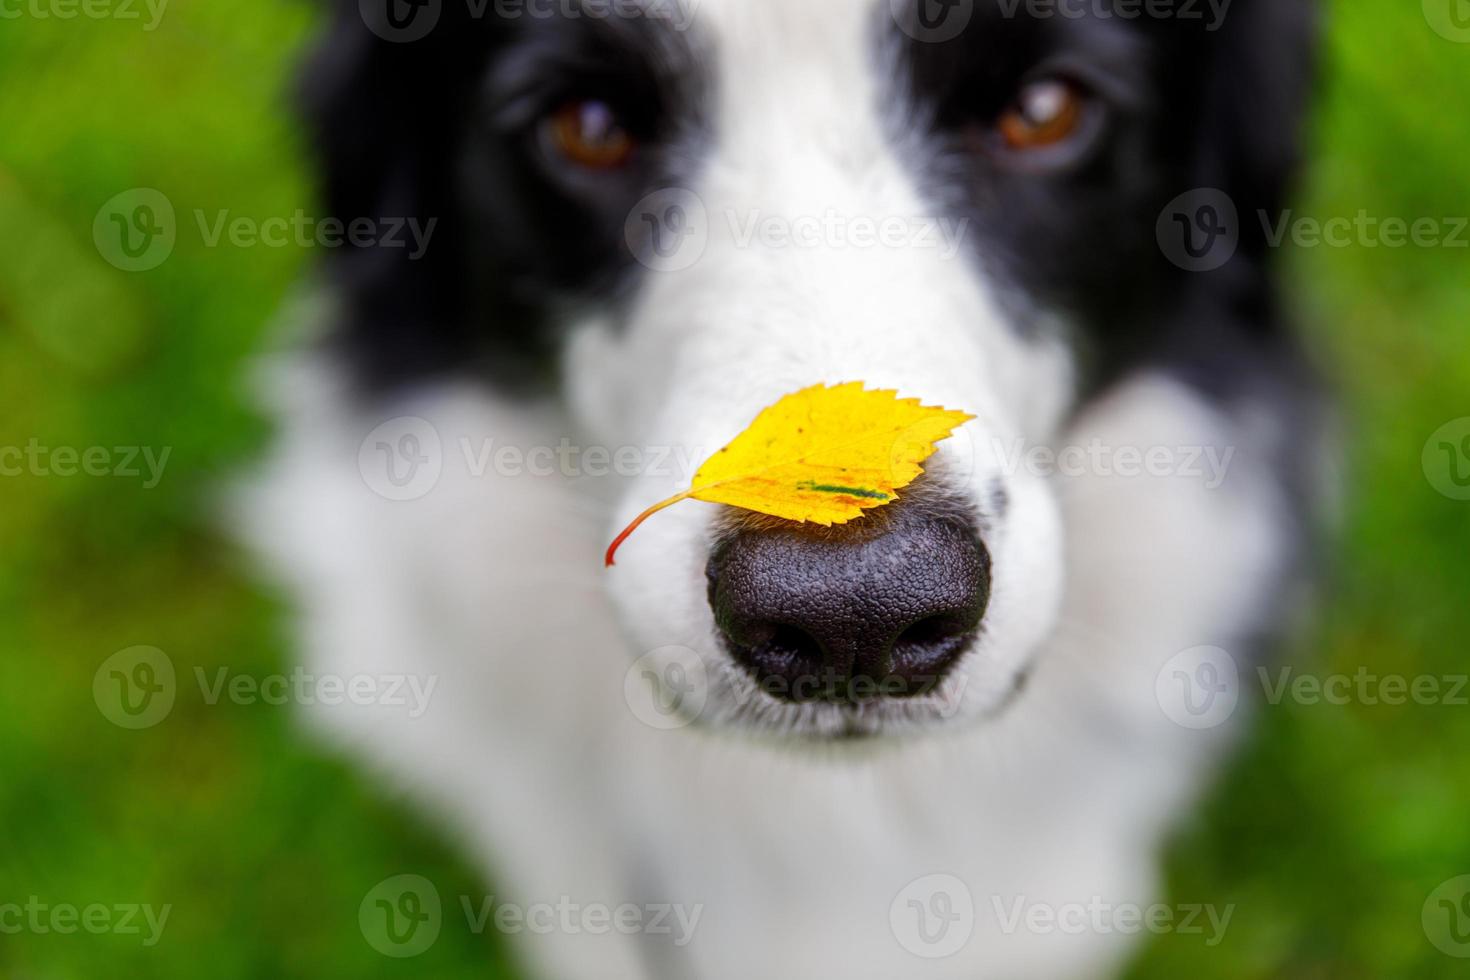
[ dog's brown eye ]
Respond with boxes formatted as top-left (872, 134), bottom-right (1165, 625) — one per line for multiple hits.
top-left (997, 79), bottom-right (1085, 150)
top-left (546, 100), bottom-right (635, 170)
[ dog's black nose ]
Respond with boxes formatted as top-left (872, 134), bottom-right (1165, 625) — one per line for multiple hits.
top-left (706, 507), bottom-right (990, 704)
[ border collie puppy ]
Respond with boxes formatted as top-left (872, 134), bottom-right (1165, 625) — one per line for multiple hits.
top-left (245, 0), bottom-right (1323, 976)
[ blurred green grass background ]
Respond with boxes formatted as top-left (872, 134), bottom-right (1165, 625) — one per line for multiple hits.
top-left (0, 1), bottom-right (1467, 976)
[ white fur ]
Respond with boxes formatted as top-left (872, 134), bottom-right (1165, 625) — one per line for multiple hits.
top-left (571, 0), bottom-right (1073, 735)
top-left (241, 357), bottom-right (1290, 979)
top-left (238, 1), bottom-right (1298, 976)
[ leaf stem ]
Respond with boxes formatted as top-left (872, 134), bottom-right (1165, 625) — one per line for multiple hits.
top-left (604, 491), bottom-right (695, 567)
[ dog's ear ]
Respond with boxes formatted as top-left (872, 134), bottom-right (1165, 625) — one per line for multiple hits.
top-left (299, 3), bottom-right (532, 392)
top-left (1141, 0), bottom-right (1321, 401)
top-left (1142, 0), bottom-right (1318, 337)
top-left (1190, 0), bottom-right (1319, 256)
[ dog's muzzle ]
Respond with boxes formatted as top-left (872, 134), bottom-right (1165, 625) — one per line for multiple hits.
top-left (706, 498), bottom-right (990, 705)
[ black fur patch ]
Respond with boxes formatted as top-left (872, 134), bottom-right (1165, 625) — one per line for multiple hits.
top-left (307, 0), bottom-right (1319, 420)
top-left (304, 0), bottom-right (709, 393)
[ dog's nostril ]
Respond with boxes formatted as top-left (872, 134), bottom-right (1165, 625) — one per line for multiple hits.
top-left (729, 623), bottom-right (829, 698)
top-left (896, 614), bottom-right (962, 650)
top-left (724, 619), bottom-right (825, 668)
top-left (707, 505), bottom-right (990, 705)
top-left (765, 624), bottom-right (824, 665)
top-left (891, 614), bottom-right (977, 696)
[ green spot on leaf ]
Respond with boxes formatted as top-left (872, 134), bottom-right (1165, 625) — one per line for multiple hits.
top-left (796, 481), bottom-right (891, 501)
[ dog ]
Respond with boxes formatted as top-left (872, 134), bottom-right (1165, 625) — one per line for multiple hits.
top-left (242, 0), bottom-right (1324, 976)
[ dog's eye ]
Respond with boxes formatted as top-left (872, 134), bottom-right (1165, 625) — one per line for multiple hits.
top-left (996, 78), bottom-right (1086, 151)
top-left (545, 100), bottom-right (635, 170)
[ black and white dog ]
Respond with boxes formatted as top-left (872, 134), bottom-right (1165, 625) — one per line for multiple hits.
top-left (246, 0), bottom-right (1323, 976)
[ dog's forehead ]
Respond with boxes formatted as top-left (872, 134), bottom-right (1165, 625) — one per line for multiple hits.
top-left (689, 0), bottom-right (884, 46)
top-left (691, 0), bottom-right (886, 75)
top-left (682, 0), bottom-right (898, 171)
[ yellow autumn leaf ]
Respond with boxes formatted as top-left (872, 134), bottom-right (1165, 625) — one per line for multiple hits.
top-left (605, 382), bottom-right (974, 566)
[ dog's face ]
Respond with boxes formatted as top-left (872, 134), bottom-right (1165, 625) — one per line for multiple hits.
top-left (311, 0), bottom-right (1314, 737)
